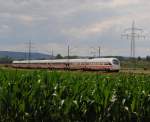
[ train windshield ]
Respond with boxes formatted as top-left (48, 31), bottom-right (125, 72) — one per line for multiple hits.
top-left (112, 59), bottom-right (119, 65)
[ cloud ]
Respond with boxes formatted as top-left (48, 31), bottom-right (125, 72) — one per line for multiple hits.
top-left (19, 15), bottom-right (33, 24)
top-left (0, 24), bottom-right (11, 34)
top-left (62, 14), bottom-right (133, 40)
top-left (0, 0), bottom-right (150, 56)
top-left (112, 0), bottom-right (140, 7)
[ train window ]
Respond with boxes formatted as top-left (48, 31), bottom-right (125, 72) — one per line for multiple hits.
top-left (104, 62), bottom-right (109, 65)
top-left (108, 63), bottom-right (112, 65)
top-left (81, 62), bottom-right (84, 65)
top-left (99, 62), bottom-right (103, 65)
top-left (113, 60), bottom-right (119, 65)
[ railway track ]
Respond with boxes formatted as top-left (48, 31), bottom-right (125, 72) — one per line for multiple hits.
top-left (120, 69), bottom-right (150, 74)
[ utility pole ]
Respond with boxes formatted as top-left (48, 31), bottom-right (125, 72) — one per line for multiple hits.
top-left (28, 40), bottom-right (31, 64)
top-left (67, 41), bottom-right (70, 69)
top-left (90, 47), bottom-right (96, 58)
top-left (122, 21), bottom-right (145, 58)
top-left (98, 46), bottom-right (101, 58)
top-left (68, 44), bottom-right (70, 68)
top-left (90, 46), bottom-right (101, 58)
top-left (68, 45), bottom-right (70, 59)
top-left (51, 48), bottom-right (54, 59)
top-left (28, 40), bottom-right (31, 62)
top-left (25, 48), bottom-right (27, 60)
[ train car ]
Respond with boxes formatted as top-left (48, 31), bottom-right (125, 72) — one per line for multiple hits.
top-left (12, 58), bottom-right (120, 72)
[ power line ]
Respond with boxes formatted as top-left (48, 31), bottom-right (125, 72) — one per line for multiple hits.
top-left (121, 21), bottom-right (145, 57)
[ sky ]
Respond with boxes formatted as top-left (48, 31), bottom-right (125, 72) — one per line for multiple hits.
top-left (0, 0), bottom-right (150, 57)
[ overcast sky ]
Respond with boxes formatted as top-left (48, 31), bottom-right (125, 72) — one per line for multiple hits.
top-left (0, 0), bottom-right (150, 57)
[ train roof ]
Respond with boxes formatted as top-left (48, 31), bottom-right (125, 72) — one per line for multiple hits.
top-left (13, 58), bottom-right (119, 64)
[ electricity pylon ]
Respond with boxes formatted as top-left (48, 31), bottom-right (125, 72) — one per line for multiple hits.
top-left (26, 40), bottom-right (34, 64)
top-left (122, 21), bottom-right (145, 57)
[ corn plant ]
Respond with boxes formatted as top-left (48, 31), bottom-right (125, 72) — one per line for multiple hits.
top-left (0, 68), bottom-right (150, 121)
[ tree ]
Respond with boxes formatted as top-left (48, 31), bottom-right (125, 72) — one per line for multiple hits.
top-left (146, 56), bottom-right (150, 61)
top-left (137, 56), bottom-right (141, 61)
top-left (55, 54), bottom-right (63, 59)
top-left (0, 56), bottom-right (13, 64)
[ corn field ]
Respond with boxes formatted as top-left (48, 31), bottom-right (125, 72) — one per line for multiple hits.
top-left (0, 68), bottom-right (150, 122)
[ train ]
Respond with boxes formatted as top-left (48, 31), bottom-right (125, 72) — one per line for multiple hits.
top-left (12, 58), bottom-right (120, 72)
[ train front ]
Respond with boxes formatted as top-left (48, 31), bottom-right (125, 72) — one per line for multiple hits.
top-left (110, 58), bottom-right (120, 72)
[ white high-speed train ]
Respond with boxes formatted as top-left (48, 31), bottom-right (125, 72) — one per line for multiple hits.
top-left (12, 58), bottom-right (120, 72)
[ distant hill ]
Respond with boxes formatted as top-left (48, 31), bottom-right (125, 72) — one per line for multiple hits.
top-left (0, 51), bottom-right (133, 61)
top-left (0, 51), bottom-right (52, 60)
